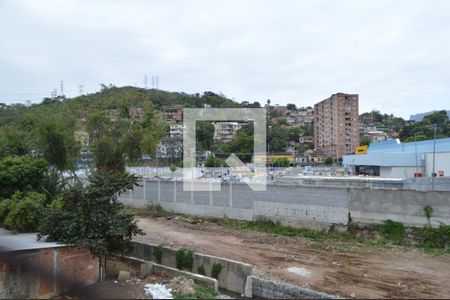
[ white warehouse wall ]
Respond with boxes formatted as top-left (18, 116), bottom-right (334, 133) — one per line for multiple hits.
top-left (425, 152), bottom-right (450, 177)
top-left (380, 166), bottom-right (417, 178)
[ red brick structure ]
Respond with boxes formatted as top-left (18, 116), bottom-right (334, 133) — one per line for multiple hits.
top-left (314, 93), bottom-right (359, 161)
top-left (0, 245), bottom-right (98, 298)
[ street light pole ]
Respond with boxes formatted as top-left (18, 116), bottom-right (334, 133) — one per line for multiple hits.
top-left (414, 133), bottom-right (418, 175)
top-left (414, 132), bottom-right (423, 176)
top-left (431, 124), bottom-right (437, 190)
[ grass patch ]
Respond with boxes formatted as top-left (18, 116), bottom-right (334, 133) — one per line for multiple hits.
top-left (125, 203), bottom-right (171, 218)
top-left (378, 219), bottom-right (406, 243)
top-left (215, 217), bottom-right (330, 240)
top-left (172, 283), bottom-right (218, 299)
top-left (175, 247), bottom-right (194, 271)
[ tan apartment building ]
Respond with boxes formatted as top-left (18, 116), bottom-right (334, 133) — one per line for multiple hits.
top-left (314, 93), bottom-right (359, 161)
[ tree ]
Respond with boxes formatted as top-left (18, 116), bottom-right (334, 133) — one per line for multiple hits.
top-left (221, 124), bottom-right (254, 162)
top-left (38, 121), bottom-right (79, 172)
top-left (0, 125), bottom-right (30, 157)
top-left (94, 137), bottom-right (126, 173)
top-left (400, 110), bottom-right (449, 141)
top-left (39, 171), bottom-right (143, 281)
top-left (324, 156), bottom-right (333, 166)
top-left (360, 136), bottom-right (371, 146)
top-left (267, 125), bottom-right (288, 152)
top-left (204, 156), bottom-right (223, 167)
top-left (196, 121), bottom-right (214, 151)
top-left (288, 127), bottom-right (304, 142)
top-left (249, 101), bottom-right (261, 108)
top-left (2, 192), bottom-right (46, 233)
top-left (273, 157), bottom-right (290, 167)
top-left (286, 103), bottom-right (297, 111)
top-left (86, 102), bottom-right (164, 169)
top-left (0, 156), bottom-right (48, 199)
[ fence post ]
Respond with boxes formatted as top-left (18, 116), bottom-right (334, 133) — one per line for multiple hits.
top-left (158, 180), bottom-right (161, 202)
top-left (229, 182), bottom-right (233, 208)
top-left (143, 179), bottom-right (147, 202)
top-left (174, 180), bottom-right (177, 203)
top-left (209, 182), bottom-right (213, 206)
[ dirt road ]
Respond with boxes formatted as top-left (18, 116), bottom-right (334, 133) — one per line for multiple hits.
top-left (135, 217), bottom-right (450, 299)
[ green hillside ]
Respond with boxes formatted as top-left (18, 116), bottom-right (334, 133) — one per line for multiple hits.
top-left (0, 86), bottom-right (241, 126)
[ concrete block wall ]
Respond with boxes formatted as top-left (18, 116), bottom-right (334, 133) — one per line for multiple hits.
top-left (349, 189), bottom-right (450, 226)
top-left (0, 246), bottom-right (98, 299)
top-left (120, 180), bottom-right (450, 228)
top-left (129, 241), bottom-right (253, 294)
top-left (247, 275), bottom-right (337, 299)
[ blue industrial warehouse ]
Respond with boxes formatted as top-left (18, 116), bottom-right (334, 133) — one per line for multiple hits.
top-left (343, 137), bottom-right (450, 178)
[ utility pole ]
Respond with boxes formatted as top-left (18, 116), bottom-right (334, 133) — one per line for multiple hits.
top-left (431, 124), bottom-right (437, 190)
top-left (414, 133), bottom-right (418, 175)
top-left (79, 85), bottom-right (84, 95)
top-left (144, 75), bottom-right (148, 89)
top-left (60, 81), bottom-right (64, 96)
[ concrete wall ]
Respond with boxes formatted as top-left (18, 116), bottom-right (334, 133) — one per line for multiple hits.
top-left (120, 180), bottom-right (450, 228)
top-left (129, 241), bottom-right (253, 294)
top-left (0, 246), bottom-right (98, 299)
top-left (106, 256), bottom-right (218, 291)
top-left (349, 188), bottom-right (450, 226)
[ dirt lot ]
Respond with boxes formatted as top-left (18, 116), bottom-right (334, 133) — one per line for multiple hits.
top-left (58, 273), bottom-right (172, 299)
top-left (135, 217), bottom-right (450, 299)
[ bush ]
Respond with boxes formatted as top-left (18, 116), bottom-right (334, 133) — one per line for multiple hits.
top-left (273, 157), bottom-right (290, 167)
top-left (4, 192), bottom-right (45, 232)
top-left (150, 203), bottom-right (171, 217)
top-left (0, 198), bottom-right (13, 222)
top-left (173, 283), bottom-right (218, 299)
top-left (0, 156), bottom-right (48, 199)
top-left (204, 156), bottom-right (223, 168)
top-left (421, 222), bottom-right (450, 250)
top-left (347, 222), bottom-right (358, 235)
top-left (211, 263), bottom-right (223, 279)
top-left (175, 247), bottom-right (194, 270)
top-left (197, 265), bottom-right (206, 276)
top-left (324, 156), bottom-right (333, 166)
top-left (378, 219), bottom-right (405, 242)
top-left (154, 244), bottom-right (163, 264)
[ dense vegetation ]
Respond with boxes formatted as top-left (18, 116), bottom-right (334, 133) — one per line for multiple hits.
top-left (0, 86), bottom-right (241, 160)
top-left (361, 109), bottom-right (450, 142)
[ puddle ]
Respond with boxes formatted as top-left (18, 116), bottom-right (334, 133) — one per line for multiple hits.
top-left (285, 267), bottom-right (312, 277)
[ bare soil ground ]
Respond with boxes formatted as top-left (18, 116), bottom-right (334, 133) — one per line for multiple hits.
top-left (58, 273), bottom-right (171, 299)
top-left (135, 217), bottom-right (450, 299)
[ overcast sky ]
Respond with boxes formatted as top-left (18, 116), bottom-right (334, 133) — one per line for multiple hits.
top-left (1, 0), bottom-right (449, 118)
